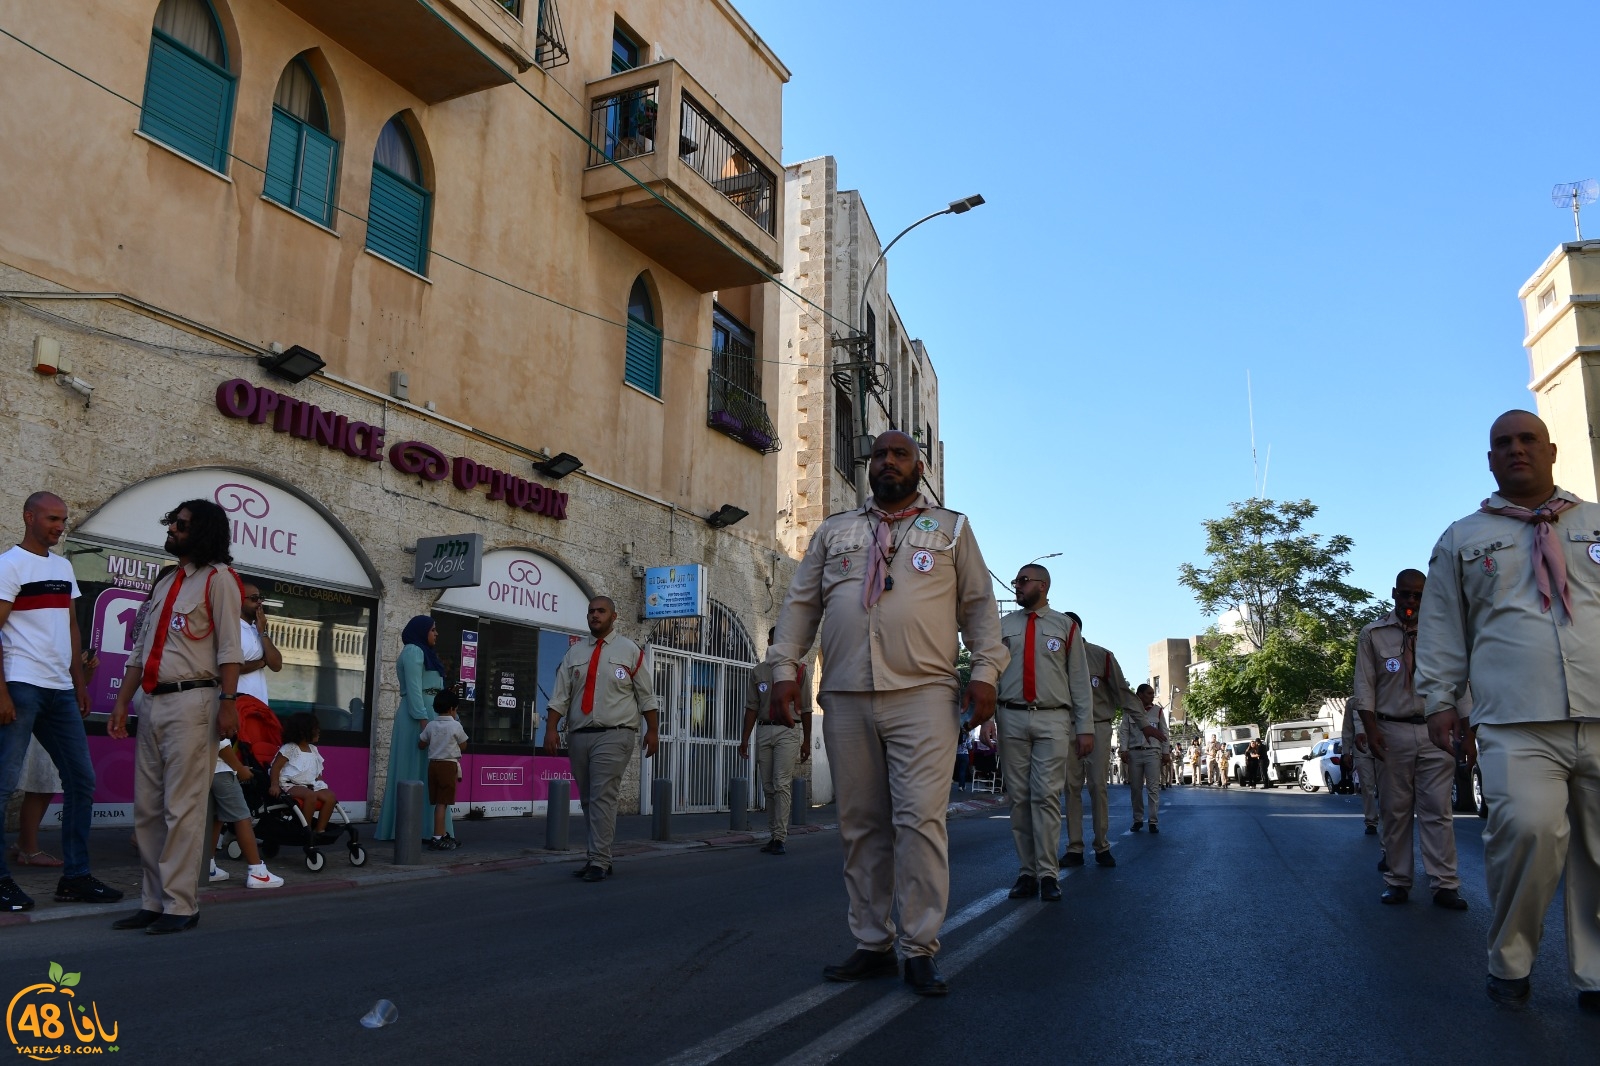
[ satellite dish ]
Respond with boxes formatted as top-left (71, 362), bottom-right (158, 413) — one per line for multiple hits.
top-left (1553, 179), bottom-right (1599, 239)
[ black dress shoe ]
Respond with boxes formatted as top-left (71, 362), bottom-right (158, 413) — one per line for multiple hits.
top-left (145, 913), bottom-right (199, 935)
top-left (581, 864), bottom-right (607, 883)
top-left (112, 908), bottom-right (161, 930)
top-left (822, 949), bottom-right (898, 982)
top-left (1380, 886), bottom-right (1409, 905)
top-left (1131, 822), bottom-right (1144, 833)
top-left (766, 840), bottom-right (786, 855)
top-left (1433, 888), bottom-right (1469, 911)
top-left (1578, 990), bottom-right (1600, 1014)
top-left (1008, 874), bottom-right (1038, 899)
top-left (1095, 849), bottom-right (1116, 868)
top-left (1148, 825), bottom-right (1160, 835)
top-left (1377, 854), bottom-right (1390, 873)
top-left (1486, 974), bottom-right (1531, 1006)
top-left (1060, 851), bottom-right (1085, 868)
top-left (903, 955), bottom-right (948, 996)
top-left (1365, 824), bottom-right (1377, 835)
top-left (1039, 876), bottom-right (1062, 902)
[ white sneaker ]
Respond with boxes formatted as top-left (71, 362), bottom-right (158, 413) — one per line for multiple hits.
top-left (208, 863), bottom-right (229, 883)
top-left (245, 867), bottom-right (284, 890)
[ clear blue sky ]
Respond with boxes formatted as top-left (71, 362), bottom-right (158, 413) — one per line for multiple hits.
top-left (740, 0), bottom-right (1598, 679)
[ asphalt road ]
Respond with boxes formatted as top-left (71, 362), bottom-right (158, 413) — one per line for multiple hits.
top-left (3, 784), bottom-right (1594, 1064)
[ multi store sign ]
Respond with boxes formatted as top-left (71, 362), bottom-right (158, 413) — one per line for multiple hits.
top-left (214, 378), bottom-right (570, 520)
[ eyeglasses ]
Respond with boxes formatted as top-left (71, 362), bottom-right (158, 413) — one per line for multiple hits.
top-left (1011, 577), bottom-right (1042, 587)
top-left (163, 517), bottom-right (190, 532)
top-left (244, 596), bottom-right (263, 603)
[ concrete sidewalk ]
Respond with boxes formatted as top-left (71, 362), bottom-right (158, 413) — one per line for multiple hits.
top-left (3, 787), bottom-right (1007, 926)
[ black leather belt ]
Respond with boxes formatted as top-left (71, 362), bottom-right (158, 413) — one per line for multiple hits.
top-left (1002, 701), bottom-right (1067, 710)
top-left (757, 720), bottom-right (797, 727)
top-left (572, 725), bottom-right (637, 734)
top-left (150, 679), bottom-right (217, 696)
top-left (1377, 713), bottom-right (1427, 725)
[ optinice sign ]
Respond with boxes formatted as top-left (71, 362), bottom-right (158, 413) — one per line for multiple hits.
top-left (414, 533), bottom-right (484, 590)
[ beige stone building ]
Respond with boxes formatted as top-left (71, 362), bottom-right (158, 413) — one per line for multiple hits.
top-left (774, 156), bottom-right (944, 556)
top-left (0, 0), bottom-right (797, 819)
top-left (1520, 239), bottom-right (1600, 496)
top-left (1146, 638), bottom-right (1192, 723)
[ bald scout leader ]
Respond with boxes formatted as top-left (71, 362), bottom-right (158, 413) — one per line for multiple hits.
top-left (1063, 617), bottom-right (1156, 868)
top-left (1416, 410), bottom-right (1600, 1013)
top-left (767, 430), bottom-right (1006, 997)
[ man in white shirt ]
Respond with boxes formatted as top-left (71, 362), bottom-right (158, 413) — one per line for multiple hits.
top-left (236, 582), bottom-right (281, 707)
top-left (0, 492), bottom-right (124, 911)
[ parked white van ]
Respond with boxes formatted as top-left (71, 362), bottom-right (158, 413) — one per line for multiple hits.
top-left (1265, 719), bottom-right (1332, 785)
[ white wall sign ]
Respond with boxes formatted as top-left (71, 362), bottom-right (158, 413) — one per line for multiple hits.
top-left (76, 468), bottom-right (374, 590)
top-left (434, 549), bottom-right (590, 632)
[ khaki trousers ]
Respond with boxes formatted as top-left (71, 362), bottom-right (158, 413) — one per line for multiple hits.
top-left (820, 685), bottom-right (959, 959)
top-left (997, 706), bottom-right (1073, 878)
top-left (569, 728), bottom-right (635, 871)
top-left (1064, 719), bottom-right (1113, 855)
top-left (756, 723), bottom-right (802, 840)
top-left (134, 688), bottom-right (216, 917)
top-left (1127, 747), bottom-right (1161, 826)
top-left (1353, 750), bottom-right (1379, 827)
top-left (1477, 722), bottom-right (1600, 988)
top-left (1376, 720), bottom-right (1458, 890)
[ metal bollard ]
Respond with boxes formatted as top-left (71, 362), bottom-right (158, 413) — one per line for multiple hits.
top-left (651, 779), bottom-right (673, 841)
top-left (791, 778), bottom-right (809, 826)
top-left (545, 779), bottom-right (571, 851)
top-left (729, 777), bottom-right (750, 832)
top-left (393, 779), bottom-right (425, 865)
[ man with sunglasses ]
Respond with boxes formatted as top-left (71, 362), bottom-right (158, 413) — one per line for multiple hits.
top-left (995, 565), bottom-right (1090, 901)
top-left (108, 499), bottom-right (243, 935)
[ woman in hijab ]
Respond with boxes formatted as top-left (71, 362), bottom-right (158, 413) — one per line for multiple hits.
top-left (376, 616), bottom-right (448, 841)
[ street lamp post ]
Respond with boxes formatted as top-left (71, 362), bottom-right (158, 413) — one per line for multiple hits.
top-left (848, 194), bottom-right (985, 504)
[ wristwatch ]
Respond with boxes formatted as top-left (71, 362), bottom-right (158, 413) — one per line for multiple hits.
top-left (219, 694), bottom-right (238, 701)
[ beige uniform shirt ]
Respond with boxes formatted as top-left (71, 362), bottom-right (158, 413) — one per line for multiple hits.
top-left (746, 660), bottom-right (814, 723)
top-left (1120, 704), bottom-right (1170, 754)
top-left (768, 494), bottom-right (1008, 693)
top-left (1350, 611), bottom-right (1424, 721)
top-left (996, 606), bottom-right (1091, 733)
top-left (549, 633), bottom-right (659, 729)
top-left (1417, 487), bottom-right (1600, 726)
top-left (1082, 640), bottom-right (1146, 728)
top-left (129, 562), bottom-right (244, 684)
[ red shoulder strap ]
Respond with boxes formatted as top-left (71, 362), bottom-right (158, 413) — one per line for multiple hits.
top-left (626, 643), bottom-right (647, 677)
top-left (1101, 651), bottom-right (1112, 686)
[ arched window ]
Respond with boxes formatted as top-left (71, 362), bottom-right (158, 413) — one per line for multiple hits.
top-left (366, 116), bottom-right (431, 275)
top-left (625, 275), bottom-right (662, 396)
top-left (264, 56), bottom-right (338, 226)
top-left (140, 0), bottom-right (235, 172)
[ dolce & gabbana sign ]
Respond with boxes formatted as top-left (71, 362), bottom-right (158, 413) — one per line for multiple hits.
top-left (215, 379), bottom-right (569, 520)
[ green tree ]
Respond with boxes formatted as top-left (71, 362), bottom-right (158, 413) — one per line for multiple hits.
top-left (1179, 499), bottom-right (1381, 725)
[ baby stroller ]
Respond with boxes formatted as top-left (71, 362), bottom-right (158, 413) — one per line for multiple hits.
top-left (220, 696), bottom-right (367, 872)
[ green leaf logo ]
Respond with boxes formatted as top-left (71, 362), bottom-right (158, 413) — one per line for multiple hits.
top-left (61, 972), bottom-right (81, 987)
top-left (48, 961), bottom-right (63, 983)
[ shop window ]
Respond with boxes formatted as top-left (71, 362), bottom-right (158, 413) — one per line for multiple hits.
top-left (432, 613), bottom-right (575, 751)
top-left (625, 274), bottom-right (663, 396)
top-left (367, 115), bottom-right (431, 275)
top-left (140, 0), bottom-right (236, 172)
top-left (264, 56), bottom-right (339, 227)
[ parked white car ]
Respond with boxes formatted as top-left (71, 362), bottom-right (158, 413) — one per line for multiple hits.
top-left (1298, 739), bottom-right (1344, 793)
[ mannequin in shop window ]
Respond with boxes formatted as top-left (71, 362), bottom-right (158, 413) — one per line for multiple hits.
top-left (375, 616), bottom-right (450, 841)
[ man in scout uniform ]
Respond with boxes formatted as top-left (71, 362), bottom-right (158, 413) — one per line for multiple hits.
top-left (108, 498), bottom-right (242, 934)
top-left (1061, 618), bottom-right (1155, 868)
top-left (768, 430), bottom-right (1006, 996)
top-left (1353, 568), bottom-right (1465, 910)
top-left (738, 627), bottom-right (814, 854)
top-left (996, 564), bottom-right (1091, 901)
top-left (1119, 684), bottom-right (1168, 833)
top-left (544, 595), bottom-right (659, 883)
top-left (1417, 410), bottom-right (1600, 1011)
top-left (1341, 697), bottom-right (1379, 833)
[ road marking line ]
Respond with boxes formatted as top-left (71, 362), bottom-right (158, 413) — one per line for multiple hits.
top-left (1267, 813), bottom-right (1363, 818)
top-left (654, 888), bottom-right (1011, 1066)
top-left (771, 904), bottom-right (1048, 1066)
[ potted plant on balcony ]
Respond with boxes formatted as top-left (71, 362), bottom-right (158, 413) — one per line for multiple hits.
top-left (635, 97), bottom-right (658, 140)
top-left (710, 409), bottom-right (745, 435)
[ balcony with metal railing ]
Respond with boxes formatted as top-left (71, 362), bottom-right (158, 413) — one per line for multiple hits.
top-left (707, 367), bottom-right (780, 454)
top-left (582, 60), bottom-right (782, 292)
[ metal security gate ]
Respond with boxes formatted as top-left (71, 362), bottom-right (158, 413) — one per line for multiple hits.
top-left (641, 601), bottom-right (756, 814)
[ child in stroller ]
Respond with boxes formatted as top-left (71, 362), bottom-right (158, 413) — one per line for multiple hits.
top-left (271, 713), bottom-right (340, 833)
top-left (228, 702), bottom-right (366, 872)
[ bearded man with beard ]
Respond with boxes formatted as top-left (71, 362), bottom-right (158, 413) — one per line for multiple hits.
top-left (767, 431), bottom-right (1007, 996)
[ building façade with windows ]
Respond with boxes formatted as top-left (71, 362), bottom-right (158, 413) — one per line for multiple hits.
top-left (775, 156), bottom-right (945, 560)
top-left (0, 0), bottom-right (800, 822)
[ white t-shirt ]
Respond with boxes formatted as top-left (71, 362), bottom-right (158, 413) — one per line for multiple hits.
top-left (277, 744), bottom-right (326, 789)
top-left (0, 545), bottom-right (81, 688)
top-left (237, 620), bottom-right (270, 703)
top-left (420, 717), bottom-right (468, 762)
top-left (216, 738), bottom-right (234, 775)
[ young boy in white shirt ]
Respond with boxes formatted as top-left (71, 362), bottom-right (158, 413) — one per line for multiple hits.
top-left (418, 690), bottom-right (468, 851)
top-left (209, 737), bottom-right (283, 888)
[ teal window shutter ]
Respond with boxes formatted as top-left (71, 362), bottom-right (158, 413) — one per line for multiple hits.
top-left (140, 32), bottom-right (234, 172)
top-left (263, 109), bottom-right (300, 207)
top-left (625, 316), bottom-right (662, 396)
top-left (366, 165), bottom-right (430, 275)
top-left (297, 127), bottom-right (339, 227)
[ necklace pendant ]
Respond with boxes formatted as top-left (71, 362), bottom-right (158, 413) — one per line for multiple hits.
top-left (884, 576), bottom-right (894, 591)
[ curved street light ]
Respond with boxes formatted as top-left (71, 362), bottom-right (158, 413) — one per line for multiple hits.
top-left (851, 195), bottom-right (986, 503)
